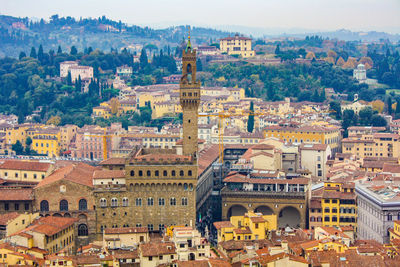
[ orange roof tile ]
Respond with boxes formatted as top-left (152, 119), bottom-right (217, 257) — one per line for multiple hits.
top-left (0, 160), bottom-right (51, 172)
top-left (93, 170), bottom-right (125, 179)
top-left (213, 221), bottom-right (234, 229)
top-left (0, 188), bottom-right (33, 201)
top-left (35, 163), bottom-right (96, 188)
top-left (0, 212), bottom-right (20, 225)
top-left (104, 227), bottom-right (148, 234)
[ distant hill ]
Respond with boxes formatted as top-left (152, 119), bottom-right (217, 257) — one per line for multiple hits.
top-left (213, 25), bottom-right (400, 42)
top-left (0, 15), bottom-right (231, 58)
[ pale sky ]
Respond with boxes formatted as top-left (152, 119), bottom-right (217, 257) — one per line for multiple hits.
top-left (1, 0), bottom-right (400, 34)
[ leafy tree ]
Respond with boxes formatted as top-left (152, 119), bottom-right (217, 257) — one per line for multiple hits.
top-left (359, 107), bottom-right (373, 125)
top-left (12, 140), bottom-right (24, 155)
top-left (329, 101), bottom-right (341, 119)
top-left (342, 109), bottom-right (357, 136)
top-left (371, 114), bottom-right (387, 127)
top-left (247, 101), bottom-right (254, 133)
top-left (25, 136), bottom-right (32, 147)
top-left (70, 46), bottom-right (78, 55)
top-left (47, 115), bottom-right (61, 126)
top-left (30, 47), bottom-right (37, 58)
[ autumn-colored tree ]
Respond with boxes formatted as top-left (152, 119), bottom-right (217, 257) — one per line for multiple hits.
top-left (306, 52), bottom-right (316, 60)
top-left (359, 56), bottom-right (373, 68)
top-left (343, 57), bottom-right (357, 69)
top-left (336, 57), bottom-right (345, 66)
top-left (327, 50), bottom-right (337, 59)
top-left (46, 115), bottom-right (61, 126)
top-left (110, 98), bottom-right (120, 115)
top-left (364, 62), bottom-right (372, 70)
top-left (370, 100), bottom-right (385, 113)
top-left (325, 57), bottom-right (335, 64)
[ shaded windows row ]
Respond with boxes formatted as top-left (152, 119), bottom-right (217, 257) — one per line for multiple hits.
top-left (40, 199), bottom-right (87, 212)
top-left (130, 170), bottom-right (192, 177)
top-left (100, 197), bottom-right (188, 207)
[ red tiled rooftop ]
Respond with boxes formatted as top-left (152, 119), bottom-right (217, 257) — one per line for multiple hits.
top-left (104, 227), bottom-right (148, 234)
top-left (93, 170), bottom-right (125, 179)
top-left (0, 160), bottom-right (51, 172)
top-left (0, 188), bottom-right (33, 201)
top-left (35, 163), bottom-right (96, 188)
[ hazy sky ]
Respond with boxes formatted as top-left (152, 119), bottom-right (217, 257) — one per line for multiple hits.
top-left (1, 0), bottom-right (400, 33)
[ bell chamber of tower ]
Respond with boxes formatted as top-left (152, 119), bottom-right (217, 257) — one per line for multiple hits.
top-left (180, 35), bottom-right (201, 159)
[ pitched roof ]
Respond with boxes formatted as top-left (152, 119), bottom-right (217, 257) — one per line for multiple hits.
top-left (0, 160), bottom-right (51, 172)
top-left (93, 170), bottom-right (125, 179)
top-left (104, 227), bottom-right (148, 234)
top-left (213, 221), bottom-right (234, 229)
top-left (140, 241), bottom-right (176, 257)
top-left (23, 216), bottom-right (77, 236)
top-left (0, 188), bottom-right (33, 201)
top-left (35, 163), bottom-right (97, 188)
top-left (99, 157), bottom-right (126, 165)
top-left (0, 212), bottom-right (20, 225)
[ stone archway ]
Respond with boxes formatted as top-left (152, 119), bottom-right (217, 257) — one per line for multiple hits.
top-left (254, 205), bottom-right (274, 215)
top-left (227, 204), bottom-right (247, 219)
top-left (278, 206), bottom-right (301, 228)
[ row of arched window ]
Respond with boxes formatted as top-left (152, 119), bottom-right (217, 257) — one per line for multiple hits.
top-left (130, 169), bottom-right (192, 177)
top-left (100, 197), bottom-right (188, 207)
top-left (40, 199), bottom-right (87, 212)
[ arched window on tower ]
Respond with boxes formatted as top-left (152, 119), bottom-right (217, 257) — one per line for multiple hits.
top-left (40, 200), bottom-right (49, 212)
top-left (79, 199), bottom-right (87, 211)
top-left (78, 224), bottom-right (88, 236)
top-left (187, 63), bottom-right (192, 83)
top-left (60, 200), bottom-right (68, 211)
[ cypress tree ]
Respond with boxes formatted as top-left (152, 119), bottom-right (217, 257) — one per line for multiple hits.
top-left (57, 45), bottom-right (62, 54)
top-left (30, 47), bottom-right (37, 58)
top-left (387, 96), bottom-right (393, 115)
top-left (247, 101), bottom-right (255, 133)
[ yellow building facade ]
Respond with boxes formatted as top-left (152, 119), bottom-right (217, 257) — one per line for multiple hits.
top-left (214, 211), bottom-right (277, 243)
top-left (220, 35), bottom-right (255, 58)
top-left (32, 128), bottom-right (61, 157)
top-left (264, 125), bottom-right (342, 153)
top-left (342, 133), bottom-right (400, 158)
top-left (321, 182), bottom-right (357, 230)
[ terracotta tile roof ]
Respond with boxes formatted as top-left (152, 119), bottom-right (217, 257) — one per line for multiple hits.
top-left (0, 160), bottom-right (51, 172)
top-left (93, 170), bottom-right (125, 179)
top-left (0, 188), bottom-right (33, 201)
top-left (300, 143), bottom-right (328, 151)
top-left (35, 163), bottom-right (96, 188)
top-left (251, 143), bottom-right (274, 150)
top-left (208, 258), bottom-right (232, 267)
top-left (250, 217), bottom-right (266, 223)
top-left (310, 199), bottom-right (322, 209)
top-left (0, 212), bottom-right (20, 225)
top-left (26, 216), bottom-right (77, 236)
top-left (104, 227), bottom-right (148, 234)
top-left (383, 163), bottom-right (400, 173)
top-left (99, 157), bottom-right (126, 165)
top-left (213, 221), bottom-right (234, 229)
top-left (233, 227), bottom-right (252, 234)
top-left (198, 144), bottom-right (219, 176)
top-left (220, 36), bottom-right (252, 41)
top-left (140, 241), bottom-right (176, 257)
top-left (173, 260), bottom-right (210, 267)
top-left (111, 249), bottom-right (139, 259)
